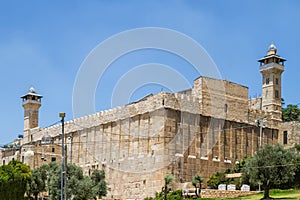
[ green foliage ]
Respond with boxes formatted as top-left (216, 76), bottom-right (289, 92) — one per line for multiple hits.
top-left (233, 157), bottom-right (247, 173)
top-left (166, 190), bottom-right (183, 200)
top-left (73, 176), bottom-right (95, 200)
top-left (282, 155), bottom-right (300, 189)
top-left (282, 104), bottom-right (300, 122)
top-left (162, 174), bottom-right (174, 200)
top-left (295, 144), bottom-right (300, 151)
top-left (146, 190), bottom-right (183, 200)
top-left (31, 162), bottom-right (108, 200)
top-left (242, 144), bottom-right (299, 199)
top-left (192, 174), bottom-right (203, 187)
top-left (294, 157), bottom-right (300, 188)
top-left (90, 169), bottom-right (107, 198)
top-left (27, 164), bottom-right (48, 200)
top-left (164, 174), bottom-right (174, 186)
top-left (191, 174), bottom-right (203, 197)
top-left (144, 197), bottom-right (155, 200)
top-left (0, 160), bottom-right (31, 200)
top-left (46, 162), bottom-right (94, 200)
top-left (46, 162), bottom-right (61, 199)
top-left (207, 171), bottom-right (227, 189)
top-left (206, 158), bottom-right (250, 190)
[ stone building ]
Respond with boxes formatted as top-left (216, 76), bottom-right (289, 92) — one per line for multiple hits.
top-left (1, 44), bottom-right (299, 199)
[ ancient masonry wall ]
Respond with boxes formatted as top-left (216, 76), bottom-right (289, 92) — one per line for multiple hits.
top-left (164, 109), bottom-right (278, 183)
top-left (279, 121), bottom-right (300, 148)
top-left (249, 97), bottom-right (262, 110)
top-left (16, 91), bottom-right (278, 199)
top-left (2, 77), bottom-right (283, 199)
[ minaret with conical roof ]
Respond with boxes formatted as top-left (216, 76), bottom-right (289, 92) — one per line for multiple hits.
top-left (21, 87), bottom-right (43, 143)
top-left (258, 43), bottom-right (286, 120)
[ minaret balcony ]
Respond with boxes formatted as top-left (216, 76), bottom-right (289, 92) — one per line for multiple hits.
top-left (22, 99), bottom-right (42, 105)
top-left (259, 62), bottom-right (284, 72)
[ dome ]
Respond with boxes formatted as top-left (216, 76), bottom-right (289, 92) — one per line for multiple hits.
top-left (42, 134), bottom-right (52, 144)
top-left (29, 87), bottom-right (36, 93)
top-left (268, 43), bottom-right (277, 51)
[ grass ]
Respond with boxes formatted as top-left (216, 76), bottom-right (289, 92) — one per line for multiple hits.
top-left (197, 189), bottom-right (300, 200)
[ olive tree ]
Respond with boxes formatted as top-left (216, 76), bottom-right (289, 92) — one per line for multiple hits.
top-left (242, 144), bottom-right (299, 199)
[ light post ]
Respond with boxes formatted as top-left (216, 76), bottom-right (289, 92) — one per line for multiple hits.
top-left (41, 146), bottom-right (46, 200)
top-left (255, 117), bottom-right (267, 149)
top-left (255, 117), bottom-right (267, 192)
top-left (59, 112), bottom-right (66, 200)
top-left (68, 136), bottom-right (73, 164)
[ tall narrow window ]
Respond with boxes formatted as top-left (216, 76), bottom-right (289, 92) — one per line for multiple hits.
top-left (283, 131), bottom-right (288, 145)
top-left (266, 77), bottom-right (270, 85)
top-left (275, 90), bottom-right (279, 98)
top-left (276, 78), bottom-right (279, 85)
top-left (224, 104), bottom-right (228, 114)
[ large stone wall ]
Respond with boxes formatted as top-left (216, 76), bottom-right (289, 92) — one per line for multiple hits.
top-left (164, 110), bottom-right (278, 182)
top-left (193, 77), bottom-right (249, 122)
top-left (0, 76), bottom-right (285, 199)
top-left (279, 121), bottom-right (300, 148)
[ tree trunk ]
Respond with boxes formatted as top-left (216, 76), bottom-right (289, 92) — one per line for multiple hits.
top-left (200, 182), bottom-right (202, 197)
top-left (163, 185), bottom-right (167, 200)
top-left (34, 194), bottom-right (38, 200)
top-left (263, 185), bottom-right (270, 199)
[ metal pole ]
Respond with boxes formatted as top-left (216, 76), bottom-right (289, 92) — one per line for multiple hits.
top-left (70, 139), bottom-right (72, 164)
top-left (59, 113), bottom-right (66, 200)
top-left (258, 118), bottom-right (266, 192)
top-left (64, 144), bottom-right (67, 200)
top-left (259, 122), bottom-right (262, 148)
top-left (68, 136), bottom-right (73, 164)
top-left (42, 146), bottom-right (45, 200)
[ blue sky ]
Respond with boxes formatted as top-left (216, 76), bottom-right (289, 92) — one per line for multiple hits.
top-left (1, 1), bottom-right (300, 145)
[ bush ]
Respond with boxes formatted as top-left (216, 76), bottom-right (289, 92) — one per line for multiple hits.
top-left (144, 197), bottom-right (155, 200)
top-left (207, 172), bottom-right (227, 189)
top-left (167, 190), bottom-right (183, 200)
top-left (145, 190), bottom-right (183, 200)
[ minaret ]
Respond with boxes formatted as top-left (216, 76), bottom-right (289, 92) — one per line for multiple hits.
top-left (21, 87), bottom-right (43, 143)
top-left (258, 43), bottom-right (286, 121)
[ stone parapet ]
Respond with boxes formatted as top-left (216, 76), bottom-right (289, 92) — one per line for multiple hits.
top-left (201, 189), bottom-right (258, 198)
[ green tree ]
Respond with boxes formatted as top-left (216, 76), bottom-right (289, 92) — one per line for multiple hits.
top-left (27, 164), bottom-right (48, 200)
top-left (191, 174), bottom-right (203, 197)
top-left (65, 163), bottom-right (89, 200)
top-left (73, 176), bottom-right (95, 200)
top-left (242, 144), bottom-right (298, 199)
top-left (166, 190), bottom-right (183, 200)
top-left (0, 160), bottom-right (31, 200)
top-left (90, 169), bottom-right (107, 199)
top-left (46, 162), bottom-right (96, 200)
top-left (282, 104), bottom-right (300, 122)
top-left (293, 155), bottom-right (300, 188)
top-left (162, 174), bottom-right (174, 200)
top-left (46, 162), bottom-right (61, 199)
top-left (207, 171), bottom-right (230, 189)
